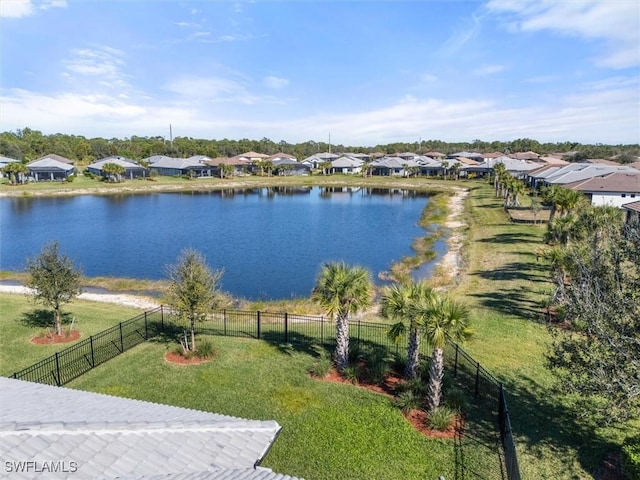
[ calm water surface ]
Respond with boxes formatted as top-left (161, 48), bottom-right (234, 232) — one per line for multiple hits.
top-left (0, 186), bottom-right (436, 299)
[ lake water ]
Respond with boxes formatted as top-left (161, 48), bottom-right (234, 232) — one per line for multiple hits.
top-left (0, 186), bottom-right (442, 300)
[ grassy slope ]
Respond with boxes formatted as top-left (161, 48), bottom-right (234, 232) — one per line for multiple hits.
top-left (449, 183), bottom-right (636, 479)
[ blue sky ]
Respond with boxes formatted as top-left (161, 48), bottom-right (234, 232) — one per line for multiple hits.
top-left (1, 0), bottom-right (639, 146)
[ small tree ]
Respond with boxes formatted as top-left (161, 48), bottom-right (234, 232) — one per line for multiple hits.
top-left (101, 162), bottom-right (125, 183)
top-left (26, 242), bottom-right (83, 336)
top-left (2, 162), bottom-right (29, 184)
top-left (165, 249), bottom-right (224, 352)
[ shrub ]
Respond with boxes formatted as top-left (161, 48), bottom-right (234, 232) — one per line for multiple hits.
top-left (394, 390), bottom-right (421, 414)
top-left (308, 344), bottom-right (332, 378)
top-left (622, 435), bottom-right (640, 480)
top-left (427, 406), bottom-right (456, 431)
top-left (343, 365), bottom-right (360, 384)
top-left (195, 339), bottom-right (215, 359)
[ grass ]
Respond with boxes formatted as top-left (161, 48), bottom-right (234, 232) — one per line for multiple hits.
top-left (68, 336), bottom-right (460, 480)
top-left (446, 182), bottom-right (639, 478)
top-left (0, 293), bottom-right (144, 376)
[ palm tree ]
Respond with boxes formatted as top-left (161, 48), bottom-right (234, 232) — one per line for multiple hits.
top-left (312, 262), bottom-right (374, 373)
top-left (419, 295), bottom-right (472, 412)
top-left (381, 281), bottom-right (436, 379)
top-left (101, 162), bottom-right (125, 183)
top-left (493, 162), bottom-right (507, 196)
top-left (2, 162), bottom-right (29, 184)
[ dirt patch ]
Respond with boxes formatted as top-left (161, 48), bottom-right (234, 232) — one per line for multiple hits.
top-left (30, 330), bottom-right (81, 345)
top-left (315, 367), bottom-right (459, 439)
top-left (164, 351), bottom-right (214, 365)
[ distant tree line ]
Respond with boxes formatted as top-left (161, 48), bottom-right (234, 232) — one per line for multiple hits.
top-left (1, 127), bottom-right (638, 165)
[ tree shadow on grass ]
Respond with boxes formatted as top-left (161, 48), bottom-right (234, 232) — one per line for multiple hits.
top-left (469, 289), bottom-right (546, 322)
top-left (502, 375), bottom-right (620, 478)
top-left (20, 309), bottom-right (74, 329)
top-left (474, 261), bottom-right (548, 284)
top-left (476, 232), bottom-right (542, 245)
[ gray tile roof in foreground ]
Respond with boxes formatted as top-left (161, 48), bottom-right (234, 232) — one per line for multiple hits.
top-left (0, 378), bottom-right (301, 480)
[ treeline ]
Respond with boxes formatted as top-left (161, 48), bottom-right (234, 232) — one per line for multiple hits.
top-left (1, 127), bottom-right (638, 164)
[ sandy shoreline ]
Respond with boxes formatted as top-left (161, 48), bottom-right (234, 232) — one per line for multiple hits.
top-left (0, 187), bottom-right (468, 306)
top-left (0, 284), bottom-right (161, 310)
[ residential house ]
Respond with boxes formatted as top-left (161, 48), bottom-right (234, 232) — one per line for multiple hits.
top-left (447, 151), bottom-right (484, 162)
top-left (148, 157), bottom-right (214, 177)
top-left (206, 157), bottom-right (250, 176)
top-left (301, 152), bottom-right (339, 169)
top-left (0, 156), bottom-right (21, 170)
top-left (371, 156), bottom-right (419, 176)
top-left (87, 156), bottom-right (148, 179)
top-left (273, 158), bottom-right (310, 176)
top-left (236, 151), bottom-right (270, 162)
top-left (564, 171), bottom-right (640, 208)
top-left (622, 200), bottom-right (640, 224)
top-left (27, 158), bottom-right (75, 181)
top-left (510, 151), bottom-right (540, 161)
top-left (462, 156), bottom-right (540, 179)
top-left (530, 163), bottom-right (637, 188)
top-left (423, 151), bottom-right (445, 159)
top-left (331, 155), bottom-right (364, 174)
top-left (0, 378), bottom-right (301, 480)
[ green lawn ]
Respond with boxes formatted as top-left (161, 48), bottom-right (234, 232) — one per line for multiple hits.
top-left (448, 183), bottom-right (638, 479)
top-left (0, 293), bottom-right (144, 376)
top-left (68, 336), bottom-right (464, 480)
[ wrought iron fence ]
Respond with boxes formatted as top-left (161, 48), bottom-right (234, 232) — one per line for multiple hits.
top-left (11, 307), bottom-right (165, 386)
top-left (10, 306), bottom-right (520, 479)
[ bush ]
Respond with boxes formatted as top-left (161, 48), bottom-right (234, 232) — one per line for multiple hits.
top-left (195, 339), bottom-right (215, 359)
top-left (343, 365), bottom-right (360, 384)
top-left (309, 348), bottom-right (332, 378)
top-left (622, 435), bottom-right (640, 480)
top-left (427, 406), bottom-right (456, 431)
top-left (394, 390), bottom-right (421, 414)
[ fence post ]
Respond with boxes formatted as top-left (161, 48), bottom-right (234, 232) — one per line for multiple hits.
top-left (119, 322), bottom-right (124, 352)
top-left (454, 343), bottom-right (459, 378)
top-left (321, 316), bottom-right (324, 347)
top-left (160, 305), bottom-right (164, 331)
top-left (90, 336), bottom-right (95, 367)
top-left (356, 318), bottom-right (361, 353)
top-left (224, 310), bottom-right (227, 336)
top-left (475, 361), bottom-right (480, 398)
top-left (54, 352), bottom-right (61, 386)
top-left (284, 312), bottom-right (289, 343)
top-left (144, 312), bottom-right (148, 339)
top-left (257, 311), bottom-right (261, 339)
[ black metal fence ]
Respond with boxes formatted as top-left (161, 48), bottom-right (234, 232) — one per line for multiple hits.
top-left (11, 307), bottom-right (165, 386)
top-left (10, 306), bottom-right (520, 480)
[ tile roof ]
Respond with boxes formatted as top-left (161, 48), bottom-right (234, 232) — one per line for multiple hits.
top-left (0, 378), bottom-right (299, 480)
top-left (89, 157), bottom-right (145, 169)
top-left (26, 159), bottom-right (75, 171)
top-left (35, 154), bottom-right (74, 164)
top-left (150, 157), bottom-right (206, 169)
top-left (564, 172), bottom-right (640, 193)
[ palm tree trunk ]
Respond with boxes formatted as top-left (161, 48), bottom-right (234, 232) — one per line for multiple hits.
top-left (405, 327), bottom-right (420, 379)
top-left (427, 347), bottom-right (444, 412)
top-left (335, 315), bottom-right (349, 373)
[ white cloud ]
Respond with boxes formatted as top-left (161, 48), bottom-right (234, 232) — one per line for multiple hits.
top-left (263, 76), bottom-right (289, 89)
top-left (486, 0), bottom-right (640, 68)
top-left (62, 46), bottom-right (130, 92)
top-left (1, 78), bottom-right (637, 144)
top-left (0, 0), bottom-right (66, 18)
top-left (0, 0), bottom-right (35, 18)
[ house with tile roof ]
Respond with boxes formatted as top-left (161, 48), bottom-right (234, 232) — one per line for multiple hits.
top-left (27, 158), bottom-right (75, 181)
top-left (148, 157), bottom-right (215, 178)
top-left (330, 155), bottom-right (364, 174)
top-left (0, 378), bottom-right (302, 480)
top-left (534, 163), bottom-right (636, 187)
top-left (564, 171), bottom-right (640, 208)
top-left (87, 157), bottom-right (148, 179)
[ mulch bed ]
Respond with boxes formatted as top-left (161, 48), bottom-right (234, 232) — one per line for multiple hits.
top-left (164, 351), bottom-right (214, 365)
top-left (30, 330), bottom-right (81, 345)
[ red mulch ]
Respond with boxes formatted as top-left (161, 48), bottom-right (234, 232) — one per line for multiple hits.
top-left (164, 351), bottom-right (213, 365)
top-left (30, 330), bottom-right (81, 345)
top-left (315, 367), bottom-right (461, 439)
